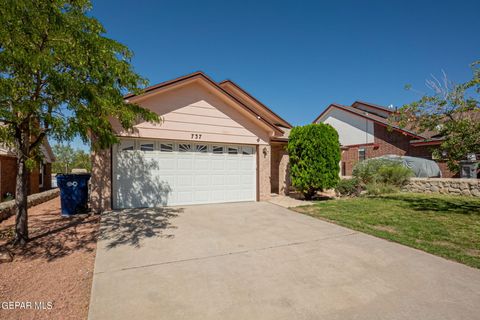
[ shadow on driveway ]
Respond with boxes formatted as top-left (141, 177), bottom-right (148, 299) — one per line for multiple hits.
top-left (99, 207), bottom-right (183, 249)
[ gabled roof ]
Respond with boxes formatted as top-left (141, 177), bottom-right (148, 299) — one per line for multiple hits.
top-left (218, 80), bottom-right (293, 128)
top-left (124, 71), bottom-right (283, 135)
top-left (351, 101), bottom-right (395, 115)
top-left (42, 139), bottom-right (56, 162)
top-left (0, 139), bottom-right (55, 163)
top-left (316, 101), bottom-right (479, 145)
top-left (313, 103), bottom-right (425, 139)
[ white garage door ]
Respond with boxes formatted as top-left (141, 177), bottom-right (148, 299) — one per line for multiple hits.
top-left (112, 139), bottom-right (256, 208)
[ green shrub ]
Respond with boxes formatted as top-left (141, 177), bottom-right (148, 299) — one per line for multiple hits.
top-left (365, 182), bottom-right (399, 196)
top-left (377, 165), bottom-right (413, 186)
top-left (352, 158), bottom-right (413, 195)
top-left (335, 178), bottom-right (361, 197)
top-left (353, 159), bottom-right (413, 186)
top-left (287, 123), bottom-right (341, 200)
top-left (352, 159), bottom-right (394, 185)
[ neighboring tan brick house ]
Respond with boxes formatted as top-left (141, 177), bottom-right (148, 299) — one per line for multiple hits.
top-left (0, 142), bottom-right (54, 200)
top-left (313, 101), bottom-right (457, 178)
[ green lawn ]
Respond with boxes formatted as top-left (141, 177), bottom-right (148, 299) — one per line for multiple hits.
top-left (294, 193), bottom-right (480, 269)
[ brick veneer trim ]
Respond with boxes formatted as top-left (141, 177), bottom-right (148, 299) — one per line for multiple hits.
top-left (340, 124), bottom-right (456, 178)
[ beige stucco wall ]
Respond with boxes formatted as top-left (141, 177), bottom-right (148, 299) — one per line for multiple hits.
top-left (114, 81), bottom-right (273, 146)
top-left (317, 107), bottom-right (374, 146)
top-left (90, 148), bottom-right (112, 213)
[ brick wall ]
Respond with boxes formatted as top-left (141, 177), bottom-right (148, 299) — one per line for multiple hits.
top-left (258, 145), bottom-right (272, 201)
top-left (90, 147), bottom-right (112, 212)
top-left (340, 124), bottom-right (457, 178)
top-left (341, 146), bottom-right (362, 176)
top-left (271, 144), bottom-right (281, 194)
top-left (371, 124), bottom-right (410, 157)
top-left (270, 143), bottom-right (290, 195)
top-left (42, 163), bottom-right (52, 191)
top-left (0, 156), bottom-right (53, 201)
top-left (29, 166), bottom-right (40, 195)
top-left (0, 155), bottom-right (17, 200)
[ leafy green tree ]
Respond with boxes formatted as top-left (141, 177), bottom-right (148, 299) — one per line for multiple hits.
top-left (52, 144), bottom-right (74, 173)
top-left (287, 123), bottom-right (341, 200)
top-left (396, 61), bottom-right (480, 171)
top-left (72, 149), bottom-right (91, 172)
top-left (0, 0), bottom-right (159, 245)
top-left (52, 144), bottom-right (91, 173)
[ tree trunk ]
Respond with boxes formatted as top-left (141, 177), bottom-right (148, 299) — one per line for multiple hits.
top-left (14, 156), bottom-right (29, 245)
top-left (14, 125), bottom-right (30, 246)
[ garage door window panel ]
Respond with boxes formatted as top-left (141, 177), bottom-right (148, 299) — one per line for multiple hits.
top-left (179, 144), bottom-right (192, 152)
top-left (160, 143), bottom-right (173, 152)
top-left (213, 146), bottom-right (224, 154)
top-left (228, 146), bottom-right (239, 154)
top-left (195, 144), bottom-right (208, 153)
top-left (119, 140), bottom-right (135, 151)
top-left (140, 141), bottom-right (154, 152)
top-left (242, 146), bottom-right (254, 155)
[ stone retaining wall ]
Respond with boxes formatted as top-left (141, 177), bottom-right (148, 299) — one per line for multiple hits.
top-left (402, 178), bottom-right (480, 197)
top-left (0, 188), bottom-right (60, 222)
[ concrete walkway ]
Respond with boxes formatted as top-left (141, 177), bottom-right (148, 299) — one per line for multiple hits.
top-left (89, 202), bottom-right (480, 320)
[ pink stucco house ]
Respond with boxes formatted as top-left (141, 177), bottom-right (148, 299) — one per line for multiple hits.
top-left (91, 72), bottom-right (291, 212)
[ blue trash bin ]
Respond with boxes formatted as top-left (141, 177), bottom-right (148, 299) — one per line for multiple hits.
top-left (56, 174), bottom-right (91, 216)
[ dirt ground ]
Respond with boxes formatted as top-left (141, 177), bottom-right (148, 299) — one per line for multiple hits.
top-left (0, 197), bottom-right (100, 320)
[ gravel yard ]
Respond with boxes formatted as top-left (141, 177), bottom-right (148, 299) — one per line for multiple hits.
top-left (0, 197), bottom-right (100, 320)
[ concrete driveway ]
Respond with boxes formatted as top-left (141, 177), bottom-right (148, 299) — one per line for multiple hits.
top-left (88, 202), bottom-right (480, 320)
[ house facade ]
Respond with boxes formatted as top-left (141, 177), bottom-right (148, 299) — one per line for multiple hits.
top-left (91, 72), bottom-right (291, 212)
top-left (313, 101), bottom-right (456, 178)
top-left (0, 142), bottom-right (54, 200)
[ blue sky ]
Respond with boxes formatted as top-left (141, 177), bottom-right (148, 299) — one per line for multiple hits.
top-left (66, 0), bottom-right (480, 150)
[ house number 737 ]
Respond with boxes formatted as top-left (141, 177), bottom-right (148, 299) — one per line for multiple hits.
top-left (191, 133), bottom-right (202, 139)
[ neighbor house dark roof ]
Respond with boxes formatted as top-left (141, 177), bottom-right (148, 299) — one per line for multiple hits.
top-left (316, 100), bottom-right (479, 146)
top-left (351, 101), bottom-right (396, 114)
top-left (313, 103), bottom-right (426, 139)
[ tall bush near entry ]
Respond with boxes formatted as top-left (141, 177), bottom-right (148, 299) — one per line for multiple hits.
top-left (287, 124), bottom-right (341, 200)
